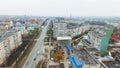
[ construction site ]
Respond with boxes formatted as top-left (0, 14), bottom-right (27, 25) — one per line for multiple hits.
top-left (35, 19), bottom-right (120, 68)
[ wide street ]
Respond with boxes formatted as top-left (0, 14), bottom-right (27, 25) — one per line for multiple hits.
top-left (23, 19), bottom-right (50, 68)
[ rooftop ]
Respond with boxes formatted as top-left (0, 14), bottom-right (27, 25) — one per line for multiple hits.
top-left (72, 48), bottom-right (99, 65)
top-left (57, 37), bottom-right (72, 40)
top-left (104, 61), bottom-right (120, 68)
top-left (91, 31), bottom-right (105, 38)
top-left (0, 29), bottom-right (20, 43)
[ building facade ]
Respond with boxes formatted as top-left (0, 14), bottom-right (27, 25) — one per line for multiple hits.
top-left (0, 30), bottom-right (22, 65)
top-left (53, 20), bottom-right (91, 38)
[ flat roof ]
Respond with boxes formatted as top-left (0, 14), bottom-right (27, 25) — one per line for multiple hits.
top-left (0, 29), bottom-right (20, 42)
top-left (73, 48), bottom-right (99, 64)
top-left (57, 37), bottom-right (72, 40)
top-left (49, 65), bottom-right (60, 68)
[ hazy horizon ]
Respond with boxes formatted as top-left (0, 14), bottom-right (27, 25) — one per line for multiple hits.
top-left (0, 0), bottom-right (120, 17)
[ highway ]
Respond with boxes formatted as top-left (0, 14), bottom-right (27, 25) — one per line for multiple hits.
top-left (23, 19), bottom-right (50, 68)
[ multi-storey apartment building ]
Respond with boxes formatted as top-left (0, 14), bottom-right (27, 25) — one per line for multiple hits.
top-left (0, 30), bottom-right (22, 65)
top-left (52, 20), bottom-right (91, 38)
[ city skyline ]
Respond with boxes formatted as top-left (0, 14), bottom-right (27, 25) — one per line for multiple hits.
top-left (0, 0), bottom-right (120, 16)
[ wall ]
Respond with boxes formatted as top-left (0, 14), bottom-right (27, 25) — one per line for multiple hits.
top-left (0, 31), bottom-right (22, 65)
top-left (0, 41), bottom-right (6, 65)
top-left (9, 35), bottom-right (16, 51)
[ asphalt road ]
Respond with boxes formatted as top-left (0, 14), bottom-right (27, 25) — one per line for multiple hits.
top-left (23, 19), bottom-right (50, 68)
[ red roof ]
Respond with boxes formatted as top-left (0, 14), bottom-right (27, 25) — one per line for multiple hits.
top-left (111, 34), bottom-right (120, 40)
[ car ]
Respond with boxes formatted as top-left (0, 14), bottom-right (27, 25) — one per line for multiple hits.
top-left (60, 63), bottom-right (64, 68)
top-left (37, 50), bottom-right (40, 55)
top-left (33, 58), bottom-right (36, 61)
top-left (69, 66), bottom-right (73, 68)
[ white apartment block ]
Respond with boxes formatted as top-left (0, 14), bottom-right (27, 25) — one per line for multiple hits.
top-left (0, 42), bottom-right (6, 65)
top-left (0, 21), bottom-right (13, 30)
top-left (53, 20), bottom-right (91, 38)
top-left (53, 22), bottom-right (67, 38)
top-left (0, 30), bottom-right (22, 65)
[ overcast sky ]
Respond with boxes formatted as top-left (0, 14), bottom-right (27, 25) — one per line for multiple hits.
top-left (0, 0), bottom-right (120, 16)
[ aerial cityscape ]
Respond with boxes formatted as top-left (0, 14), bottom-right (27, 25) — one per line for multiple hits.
top-left (0, 0), bottom-right (120, 68)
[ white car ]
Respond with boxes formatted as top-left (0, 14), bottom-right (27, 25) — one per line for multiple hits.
top-left (37, 50), bottom-right (40, 55)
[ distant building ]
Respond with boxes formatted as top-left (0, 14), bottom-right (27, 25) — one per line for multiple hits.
top-left (52, 20), bottom-right (91, 38)
top-left (0, 21), bottom-right (13, 30)
top-left (87, 26), bottom-right (109, 50)
top-left (67, 24), bottom-right (91, 37)
top-left (52, 21), bottom-right (67, 38)
top-left (13, 22), bottom-right (27, 34)
top-left (30, 19), bottom-right (38, 24)
top-left (26, 21), bottom-right (39, 31)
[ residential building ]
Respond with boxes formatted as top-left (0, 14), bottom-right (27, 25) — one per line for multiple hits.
top-left (53, 20), bottom-right (91, 38)
top-left (87, 26), bottom-right (109, 50)
top-left (0, 41), bottom-right (6, 65)
top-left (0, 30), bottom-right (22, 65)
top-left (0, 21), bottom-right (13, 30)
top-left (52, 21), bottom-right (67, 38)
top-left (13, 22), bottom-right (27, 34)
